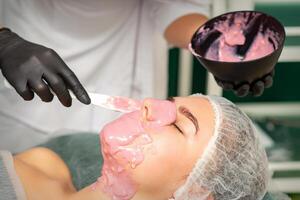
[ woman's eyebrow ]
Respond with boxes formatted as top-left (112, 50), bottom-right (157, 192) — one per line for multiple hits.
top-left (166, 97), bottom-right (199, 134)
top-left (179, 106), bottom-right (199, 134)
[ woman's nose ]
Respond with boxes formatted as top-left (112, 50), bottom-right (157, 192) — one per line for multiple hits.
top-left (141, 98), bottom-right (177, 126)
top-left (142, 99), bottom-right (155, 122)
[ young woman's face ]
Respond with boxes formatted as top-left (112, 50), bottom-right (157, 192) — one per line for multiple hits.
top-left (131, 96), bottom-right (215, 198)
top-left (99, 96), bottom-right (215, 200)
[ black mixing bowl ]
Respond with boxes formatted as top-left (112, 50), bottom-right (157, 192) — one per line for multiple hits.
top-left (190, 10), bottom-right (285, 85)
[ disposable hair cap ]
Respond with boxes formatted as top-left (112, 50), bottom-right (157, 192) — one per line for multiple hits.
top-left (174, 94), bottom-right (269, 200)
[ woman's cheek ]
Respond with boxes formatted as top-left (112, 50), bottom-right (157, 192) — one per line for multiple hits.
top-left (130, 150), bottom-right (178, 191)
top-left (131, 135), bottom-right (186, 187)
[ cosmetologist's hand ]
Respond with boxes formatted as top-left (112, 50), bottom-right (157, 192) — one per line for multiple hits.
top-left (214, 70), bottom-right (274, 97)
top-left (0, 28), bottom-right (90, 107)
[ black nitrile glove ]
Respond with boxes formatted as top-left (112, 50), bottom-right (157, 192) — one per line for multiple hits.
top-left (0, 28), bottom-right (90, 107)
top-left (214, 70), bottom-right (274, 97)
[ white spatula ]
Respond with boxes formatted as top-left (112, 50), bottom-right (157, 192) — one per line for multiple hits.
top-left (4, 79), bottom-right (140, 113)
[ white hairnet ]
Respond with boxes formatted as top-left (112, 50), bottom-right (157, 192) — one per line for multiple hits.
top-left (173, 94), bottom-right (269, 200)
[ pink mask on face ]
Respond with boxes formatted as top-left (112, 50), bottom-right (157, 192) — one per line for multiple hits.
top-left (96, 98), bottom-right (177, 200)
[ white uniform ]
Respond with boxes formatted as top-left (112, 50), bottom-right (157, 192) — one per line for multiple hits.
top-left (0, 0), bottom-right (209, 152)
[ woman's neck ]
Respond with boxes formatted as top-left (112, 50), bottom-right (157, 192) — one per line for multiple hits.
top-left (70, 182), bottom-right (111, 200)
top-left (14, 147), bottom-right (79, 199)
top-left (14, 147), bottom-right (168, 200)
top-left (72, 179), bottom-right (167, 200)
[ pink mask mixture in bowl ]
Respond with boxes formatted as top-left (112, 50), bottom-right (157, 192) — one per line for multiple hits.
top-left (189, 10), bottom-right (285, 83)
top-left (191, 11), bottom-right (281, 62)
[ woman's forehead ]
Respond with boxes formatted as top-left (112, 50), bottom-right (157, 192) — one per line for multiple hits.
top-left (173, 96), bottom-right (209, 107)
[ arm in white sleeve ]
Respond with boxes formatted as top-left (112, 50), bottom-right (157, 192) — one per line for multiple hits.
top-left (148, 0), bottom-right (211, 48)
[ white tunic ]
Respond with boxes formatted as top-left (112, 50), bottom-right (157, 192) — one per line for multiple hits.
top-left (0, 0), bottom-right (209, 148)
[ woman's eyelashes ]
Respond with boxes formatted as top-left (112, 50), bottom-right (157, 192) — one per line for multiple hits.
top-left (173, 123), bottom-right (184, 134)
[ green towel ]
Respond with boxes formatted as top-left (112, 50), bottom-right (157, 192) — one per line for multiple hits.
top-left (39, 133), bottom-right (102, 190)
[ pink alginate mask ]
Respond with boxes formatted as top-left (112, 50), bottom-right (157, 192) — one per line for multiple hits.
top-left (95, 98), bottom-right (177, 200)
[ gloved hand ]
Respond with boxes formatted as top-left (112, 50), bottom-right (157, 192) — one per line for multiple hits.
top-left (0, 28), bottom-right (90, 107)
top-left (214, 70), bottom-right (274, 97)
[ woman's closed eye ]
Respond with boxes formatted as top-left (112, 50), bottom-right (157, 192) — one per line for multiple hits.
top-left (173, 123), bottom-right (183, 135)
